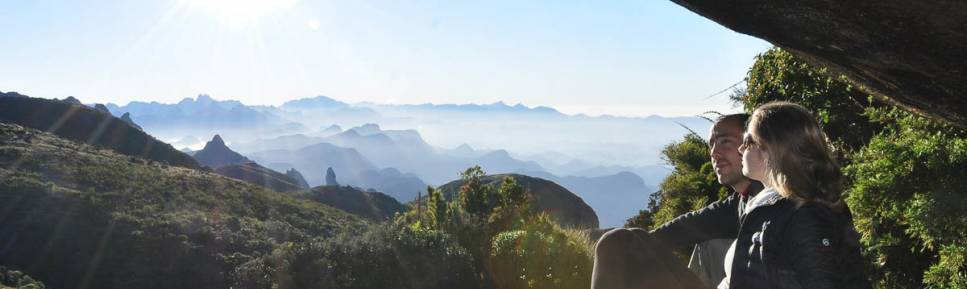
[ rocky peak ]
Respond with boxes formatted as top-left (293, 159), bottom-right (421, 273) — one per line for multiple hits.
top-left (120, 112), bottom-right (142, 130)
top-left (193, 134), bottom-right (249, 168)
top-left (94, 104), bottom-right (111, 114)
top-left (63, 96), bottom-right (82, 104)
top-left (286, 168), bottom-right (311, 189)
top-left (325, 167), bottom-right (339, 186)
top-left (208, 134), bottom-right (225, 147)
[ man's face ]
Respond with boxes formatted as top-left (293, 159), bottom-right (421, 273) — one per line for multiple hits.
top-left (708, 119), bottom-right (746, 187)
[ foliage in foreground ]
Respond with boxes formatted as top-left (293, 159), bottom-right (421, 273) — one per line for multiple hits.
top-left (739, 48), bottom-right (967, 289)
top-left (489, 214), bottom-right (593, 289)
top-left (0, 266), bottom-right (46, 289)
top-left (398, 166), bottom-right (595, 289)
top-left (0, 123), bottom-right (366, 289)
top-left (846, 108), bottom-right (967, 289)
top-left (233, 223), bottom-right (481, 289)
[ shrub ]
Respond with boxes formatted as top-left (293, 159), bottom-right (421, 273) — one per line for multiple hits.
top-left (489, 214), bottom-right (593, 289)
top-left (845, 108), bottom-right (967, 289)
top-left (0, 266), bottom-right (47, 289)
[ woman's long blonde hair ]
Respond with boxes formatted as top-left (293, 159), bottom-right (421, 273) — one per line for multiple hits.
top-left (748, 101), bottom-right (844, 210)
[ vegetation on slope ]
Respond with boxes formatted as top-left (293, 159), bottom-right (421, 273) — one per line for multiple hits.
top-left (300, 185), bottom-right (405, 221)
top-left (0, 122), bottom-right (366, 289)
top-left (214, 162), bottom-right (306, 192)
top-left (0, 94), bottom-right (199, 169)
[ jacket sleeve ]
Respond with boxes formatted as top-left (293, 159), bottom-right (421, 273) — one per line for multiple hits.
top-left (649, 193), bottom-right (740, 246)
top-left (784, 203), bottom-right (840, 289)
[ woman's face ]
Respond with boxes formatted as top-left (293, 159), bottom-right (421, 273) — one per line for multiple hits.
top-left (739, 132), bottom-right (768, 182)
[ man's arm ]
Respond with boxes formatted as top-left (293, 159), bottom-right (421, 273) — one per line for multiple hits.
top-left (649, 193), bottom-right (740, 246)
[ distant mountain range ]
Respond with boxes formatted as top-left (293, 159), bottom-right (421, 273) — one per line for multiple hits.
top-left (14, 92), bottom-right (704, 226)
top-left (188, 134), bottom-right (308, 192)
top-left (233, 122), bottom-right (654, 226)
top-left (246, 141), bottom-right (429, 201)
top-left (100, 94), bottom-right (709, 169)
top-left (102, 94), bottom-right (306, 142)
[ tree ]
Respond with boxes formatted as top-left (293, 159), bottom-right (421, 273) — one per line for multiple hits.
top-left (648, 133), bottom-right (727, 230)
top-left (426, 186), bottom-right (448, 230)
top-left (734, 47), bottom-right (967, 288)
top-left (488, 176), bottom-right (533, 235)
top-left (458, 166), bottom-right (494, 216)
top-left (845, 108), bottom-right (967, 289)
top-left (735, 47), bottom-right (884, 153)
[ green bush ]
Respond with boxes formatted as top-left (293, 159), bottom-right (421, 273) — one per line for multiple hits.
top-left (0, 266), bottom-right (46, 289)
top-left (489, 214), bottom-right (593, 289)
top-left (735, 47), bottom-right (884, 153)
top-left (845, 108), bottom-right (967, 289)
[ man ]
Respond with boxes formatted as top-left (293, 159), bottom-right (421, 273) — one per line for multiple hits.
top-left (591, 113), bottom-right (762, 289)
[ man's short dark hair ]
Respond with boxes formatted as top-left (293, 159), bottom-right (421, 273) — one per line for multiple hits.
top-left (715, 113), bottom-right (751, 130)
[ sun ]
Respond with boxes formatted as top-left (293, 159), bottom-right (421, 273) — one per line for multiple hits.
top-left (179, 0), bottom-right (297, 25)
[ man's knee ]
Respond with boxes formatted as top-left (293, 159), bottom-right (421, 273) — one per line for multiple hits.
top-left (595, 228), bottom-right (646, 257)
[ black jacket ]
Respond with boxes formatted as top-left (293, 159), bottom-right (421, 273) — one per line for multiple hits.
top-left (651, 186), bottom-right (870, 289)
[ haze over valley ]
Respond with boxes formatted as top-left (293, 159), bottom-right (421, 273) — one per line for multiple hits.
top-left (64, 93), bottom-right (710, 227)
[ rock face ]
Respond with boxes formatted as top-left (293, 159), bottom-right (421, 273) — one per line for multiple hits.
top-left (286, 168), bottom-right (311, 189)
top-left (192, 135), bottom-right (250, 168)
top-left (671, 0), bottom-right (967, 128)
top-left (120, 112), bottom-right (142, 131)
top-left (325, 167), bottom-right (339, 186)
top-left (438, 174), bottom-right (600, 229)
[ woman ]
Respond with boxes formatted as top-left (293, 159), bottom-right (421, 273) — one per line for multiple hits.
top-left (733, 101), bottom-right (869, 289)
top-left (590, 102), bottom-right (868, 289)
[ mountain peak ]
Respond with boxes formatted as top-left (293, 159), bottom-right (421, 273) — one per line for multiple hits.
top-left (210, 134), bottom-right (225, 146)
top-left (120, 112), bottom-right (143, 130)
top-left (63, 96), bottom-right (82, 104)
top-left (0, 91), bottom-right (27, 98)
top-left (350, 123), bottom-right (382, 135)
top-left (94, 103), bottom-right (111, 114)
top-left (194, 134), bottom-right (249, 168)
top-left (282, 95), bottom-right (348, 109)
top-left (197, 94), bottom-right (214, 103)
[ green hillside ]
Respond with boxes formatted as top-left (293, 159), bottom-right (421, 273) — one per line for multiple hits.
top-left (0, 94), bottom-right (200, 169)
top-left (301, 185), bottom-right (405, 221)
top-left (0, 122), bottom-right (367, 289)
top-left (214, 162), bottom-right (306, 192)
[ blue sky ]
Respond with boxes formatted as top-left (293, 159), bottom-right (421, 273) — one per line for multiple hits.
top-left (0, 0), bottom-right (771, 116)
